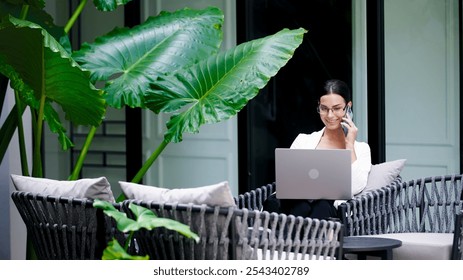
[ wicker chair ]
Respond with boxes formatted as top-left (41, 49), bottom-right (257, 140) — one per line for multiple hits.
top-left (235, 182), bottom-right (276, 211)
top-left (11, 191), bottom-right (124, 260)
top-left (337, 174), bottom-right (463, 259)
top-left (125, 198), bottom-right (344, 260)
top-left (11, 186), bottom-right (342, 260)
top-left (454, 210), bottom-right (463, 260)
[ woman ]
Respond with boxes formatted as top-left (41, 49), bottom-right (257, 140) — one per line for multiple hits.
top-left (264, 79), bottom-right (371, 219)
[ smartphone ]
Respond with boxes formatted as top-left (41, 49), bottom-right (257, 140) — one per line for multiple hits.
top-left (342, 106), bottom-right (353, 136)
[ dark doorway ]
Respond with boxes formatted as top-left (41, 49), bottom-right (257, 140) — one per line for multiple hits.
top-left (237, 0), bottom-right (353, 193)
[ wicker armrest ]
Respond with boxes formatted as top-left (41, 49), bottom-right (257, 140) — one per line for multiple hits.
top-left (338, 174), bottom-right (463, 236)
top-left (235, 182), bottom-right (276, 210)
top-left (244, 210), bottom-right (344, 260)
top-left (124, 199), bottom-right (343, 260)
top-left (124, 200), bottom-right (237, 260)
top-left (337, 175), bottom-right (463, 260)
top-left (11, 191), bottom-right (122, 260)
top-left (337, 176), bottom-right (403, 236)
top-left (452, 210), bottom-right (463, 259)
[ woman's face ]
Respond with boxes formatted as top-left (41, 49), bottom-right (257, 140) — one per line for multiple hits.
top-left (318, 93), bottom-right (348, 131)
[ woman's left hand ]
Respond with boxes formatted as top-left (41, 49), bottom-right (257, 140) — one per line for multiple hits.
top-left (341, 116), bottom-right (358, 147)
top-left (341, 117), bottom-right (358, 162)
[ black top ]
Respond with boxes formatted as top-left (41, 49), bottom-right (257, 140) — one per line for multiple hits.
top-left (343, 236), bottom-right (402, 252)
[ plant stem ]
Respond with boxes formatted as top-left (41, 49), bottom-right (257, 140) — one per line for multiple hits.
top-left (63, 0), bottom-right (90, 180)
top-left (19, 4), bottom-right (29, 20)
top-left (131, 139), bottom-right (169, 184)
top-left (64, 0), bottom-right (95, 181)
top-left (15, 3), bottom-right (30, 176)
top-left (14, 90), bottom-right (29, 176)
top-left (32, 94), bottom-right (46, 177)
top-left (16, 0), bottom-right (38, 255)
top-left (116, 140), bottom-right (169, 202)
top-left (64, 0), bottom-right (88, 34)
top-left (124, 231), bottom-right (134, 252)
top-left (69, 126), bottom-right (97, 180)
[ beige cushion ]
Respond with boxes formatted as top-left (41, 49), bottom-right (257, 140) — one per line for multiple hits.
top-left (10, 174), bottom-right (115, 202)
top-left (363, 159), bottom-right (406, 193)
top-left (360, 233), bottom-right (454, 260)
top-left (119, 181), bottom-right (235, 207)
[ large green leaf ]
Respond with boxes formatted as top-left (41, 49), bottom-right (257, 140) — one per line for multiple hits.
top-left (93, 199), bottom-right (199, 242)
top-left (1, 1), bottom-right (64, 37)
top-left (128, 203), bottom-right (199, 241)
top-left (43, 102), bottom-right (74, 150)
top-left (0, 15), bottom-right (106, 128)
top-left (145, 27), bottom-right (307, 143)
top-left (0, 1), bottom-right (72, 53)
top-left (92, 200), bottom-right (132, 230)
top-left (73, 7), bottom-right (223, 109)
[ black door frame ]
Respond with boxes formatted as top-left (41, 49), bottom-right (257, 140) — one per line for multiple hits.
top-left (124, 0), bottom-right (143, 183)
top-left (366, 0), bottom-right (386, 165)
top-left (460, 0), bottom-right (463, 174)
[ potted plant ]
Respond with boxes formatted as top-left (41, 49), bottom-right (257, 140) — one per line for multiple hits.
top-left (0, 0), bottom-right (305, 259)
top-left (0, 0), bottom-right (305, 189)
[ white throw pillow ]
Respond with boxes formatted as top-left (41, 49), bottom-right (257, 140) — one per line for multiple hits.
top-left (363, 159), bottom-right (406, 193)
top-left (10, 174), bottom-right (115, 202)
top-left (119, 181), bottom-right (235, 207)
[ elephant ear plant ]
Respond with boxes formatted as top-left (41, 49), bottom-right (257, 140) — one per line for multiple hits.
top-left (0, 1), bottom-right (306, 191)
top-left (71, 11), bottom-right (307, 193)
top-left (0, 0), bottom-right (305, 260)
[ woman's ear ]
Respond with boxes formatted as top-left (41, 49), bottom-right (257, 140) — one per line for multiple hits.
top-left (347, 101), bottom-right (353, 108)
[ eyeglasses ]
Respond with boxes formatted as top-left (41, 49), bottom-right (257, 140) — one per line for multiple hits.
top-left (317, 104), bottom-right (347, 115)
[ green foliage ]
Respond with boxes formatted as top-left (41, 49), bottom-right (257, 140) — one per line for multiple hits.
top-left (0, 2), bottom-right (305, 182)
top-left (0, 0), bottom-right (306, 260)
top-left (102, 239), bottom-right (149, 260)
top-left (0, 15), bottom-right (105, 126)
top-left (145, 28), bottom-right (306, 143)
top-left (73, 7), bottom-right (223, 109)
top-left (93, 199), bottom-right (199, 260)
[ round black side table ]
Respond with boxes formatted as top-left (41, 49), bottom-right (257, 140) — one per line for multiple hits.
top-left (342, 236), bottom-right (402, 260)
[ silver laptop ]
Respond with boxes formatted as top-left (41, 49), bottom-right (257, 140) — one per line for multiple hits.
top-left (275, 148), bottom-right (352, 200)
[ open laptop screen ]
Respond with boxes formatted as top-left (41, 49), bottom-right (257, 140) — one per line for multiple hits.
top-left (275, 148), bottom-right (352, 200)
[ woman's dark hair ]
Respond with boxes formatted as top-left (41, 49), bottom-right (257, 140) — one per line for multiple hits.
top-left (322, 79), bottom-right (351, 103)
